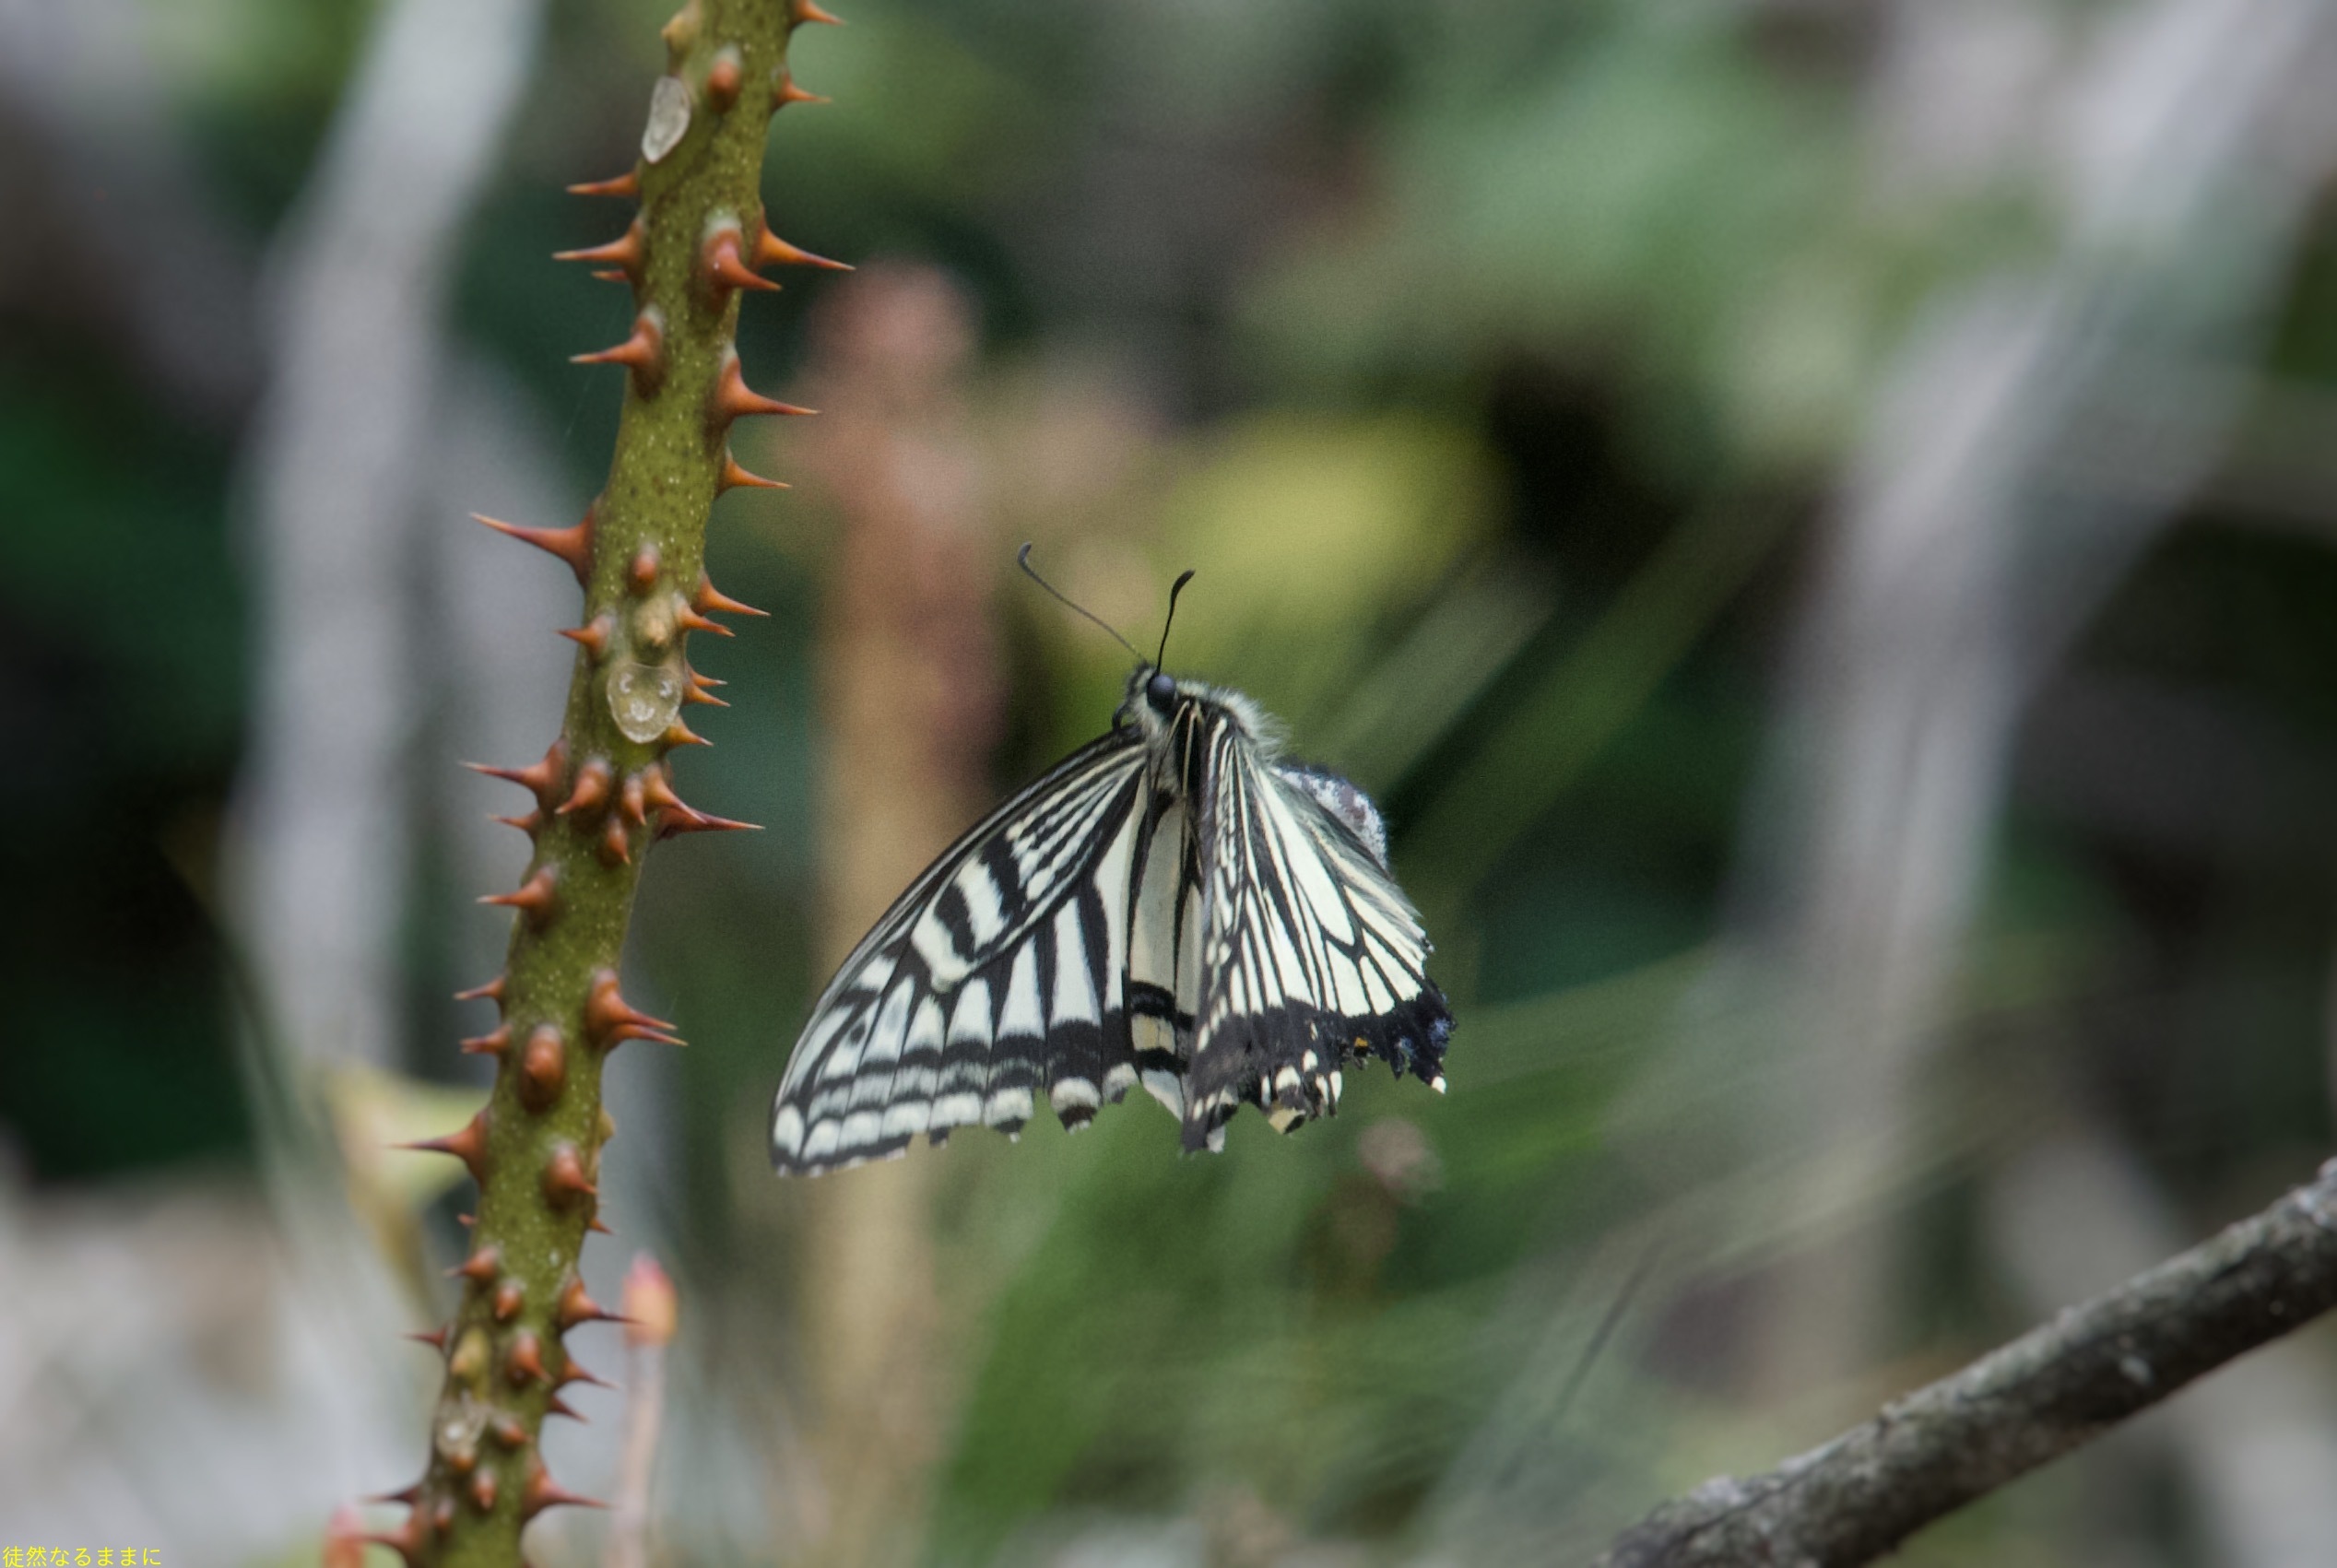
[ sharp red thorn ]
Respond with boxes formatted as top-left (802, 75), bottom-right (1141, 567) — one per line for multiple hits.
top-left (600, 816), bottom-right (632, 866)
top-left (619, 772), bottom-right (649, 827)
top-left (366, 1481), bottom-right (424, 1508)
top-left (465, 737), bottom-right (570, 808)
top-left (560, 614), bottom-right (615, 659)
top-left (585, 969), bottom-right (678, 1047)
top-left (567, 170), bottom-right (641, 198)
top-left (659, 810), bottom-right (761, 838)
top-left (683, 681), bottom-right (729, 708)
top-left (404, 1327), bottom-right (449, 1352)
top-left (449, 1244), bottom-right (502, 1284)
top-left (589, 1216), bottom-right (615, 1234)
top-left (546, 1392), bottom-right (588, 1422)
top-left (718, 449), bottom-right (788, 491)
top-left (553, 220), bottom-right (646, 277)
top-left (492, 1280), bottom-right (525, 1323)
top-left (572, 311), bottom-right (664, 378)
top-left (557, 758), bottom-right (614, 817)
top-left (751, 222), bottom-right (851, 272)
top-left (519, 1023), bottom-right (568, 1111)
top-left (789, 0), bottom-right (846, 27)
top-left (459, 1023), bottom-right (512, 1056)
top-left (609, 1023), bottom-right (689, 1047)
top-left (490, 809), bottom-right (544, 835)
top-left (694, 572), bottom-right (770, 617)
top-left (521, 1456), bottom-right (608, 1519)
top-left (480, 866), bottom-right (559, 925)
top-left (544, 1143), bottom-right (598, 1207)
top-left (708, 353), bottom-right (815, 428)
top-left (473, 513), bottom-right (592, 584)
top-left (454, 975), bottom-right (505, 1004)
top-left (773, 75), bottom-right (830, 107)
top-left (705, 51), bottom-right (744, 112)
top-left (703, 230), bottom-right (779, 294)
top-left (556, 1276), bottom-right (627, 1332)
top-left (629, 544), bottom-right (661, 592)
top-left (506, 1329), bottom-right (549, 1387)
top-left (674, 605), bottom-right (733, 639)
top-left (399, 1111), bottom-right (490, 1183)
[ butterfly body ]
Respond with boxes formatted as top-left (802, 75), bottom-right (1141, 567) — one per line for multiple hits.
top-left (771, 665), bottom-right (1452, 1176)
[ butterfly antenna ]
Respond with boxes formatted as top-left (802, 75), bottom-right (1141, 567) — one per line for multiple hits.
top-left (1017, 543), bottom-right (1144, 662)
top-left (1154, 568), bottom-right (1197, 672)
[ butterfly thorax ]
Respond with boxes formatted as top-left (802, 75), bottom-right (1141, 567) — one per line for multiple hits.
top-left (1116, 665), bottom-right (1282, 793)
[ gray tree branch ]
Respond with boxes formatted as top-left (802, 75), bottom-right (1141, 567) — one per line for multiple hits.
top-left (1597, 1160), bottom-right (2337, 1568)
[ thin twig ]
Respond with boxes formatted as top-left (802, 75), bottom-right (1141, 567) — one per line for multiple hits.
top-left (1597, 1158), bottom-right (2337, 1567)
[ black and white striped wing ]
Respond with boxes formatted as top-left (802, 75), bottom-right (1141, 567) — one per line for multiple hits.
top-left (772, 731), bottom-right (1154, 1175)
top-left (1182, 718), bottom-right (1452, 1151)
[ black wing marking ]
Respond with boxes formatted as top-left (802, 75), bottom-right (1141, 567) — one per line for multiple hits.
top-left (1182, 712), bottom-right (1452, 1151)
top-left (772, 730), bottom-right (1152, 1175)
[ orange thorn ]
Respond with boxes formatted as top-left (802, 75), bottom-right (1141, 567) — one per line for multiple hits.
top-left (365, 1481), bottom-right (423, 1508)
top-left (473, 512), bottom-right (593, 584)
top-left (454, 974), bottom-right (505, 1004)
top-left (629, 544), bottom-right (661, 592)
top-left (506, 1330), bottom-right (549, 1386)
top-left (659, 809), bottom-right (761, 839)
top-left (557, 757), bottom-right (614, 817)
top-left (589, 1216), bottom-right (615, 1234)
top-left (468, 1470), bottom-right (498, 1515)
top-left (553, 219), bottom-right (646, 277)
top-left (637, 764), bottom-right (700, 823)
top-left (567, 170), bottom-right (641, 199)
top-left (490, 809), bottom-right (544, 835)
top-left (544, 1143), bottom-right (597, 1207)
top-left (556, 1276), bottom-right (627, 1332)
top-left (705, 51), bottom-right (743, 112)
top-left (521, 1456), bottom-right (608, 1519)
top-left (459, 1023), bottom-right (512, 1056)
top-left (492, 1280), bottom-right (525, 1323)
top-left (560, 613), bottom-right (615, 659)
top-left (683, 680), bottom-right (728, 709)
top-left (707, 353), bottom-right (815, 428)
top-left (773, 74), bottom-right (830, 108)
top-left (489, 1413), bottom-right (527, 1449)
top-left (519, 1024), bottom-right (567, 1111)
top-left (591, 268), bottom-right (631, 285)
top-left (559, 1354), bottom-right (614, 1391)
top-left (449, 1244), bottom-right (502, 1285)
top-left (662, 719), bottom-right (711, 749)
top-left (546, 1391), bottom-right (588, 1422)
top-left (399, 1110), bottom-right (490, 1184)
top-left (404, 1326), bottom-right (449, 1351)
top-left (466, 737), bottom-right (569, 808)
top-left (674, 604), bottom-right (733, 638)
top-left (600, 816), bottom-right (632, 866)
top-left (789, 0), bottom-right (845, 26)
top-left (585, 969), bottom-right (677, 1043)
top-left (619, 772), bottom-right (649, 828)
top-left (718, 449), bottom-right (788, 491)
top-left (751, 221), bottom-right (851, 271)
top-left (694, 572), bottom-right (770, 617)
top-left (703, 229), bottom-right (779, 294)
top-left (572, 311), bottom-right (665, 380)
top-left (481, 865), bottom-right (559, 925)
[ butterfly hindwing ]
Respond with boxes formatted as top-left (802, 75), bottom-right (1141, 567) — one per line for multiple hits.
top-left (1183, 711), bottom-right (1452, 1151)
top-left (771, 731), bottom-right (1151, 1174)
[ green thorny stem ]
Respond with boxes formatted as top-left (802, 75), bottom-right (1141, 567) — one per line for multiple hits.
top-left (375, 3), bottom-right (846, 1563)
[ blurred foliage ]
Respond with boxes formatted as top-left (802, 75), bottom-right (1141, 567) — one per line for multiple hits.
top-left (13, 0), bottom-right (2337, 1562)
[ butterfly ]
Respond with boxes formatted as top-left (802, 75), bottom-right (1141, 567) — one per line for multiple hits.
top-left (770, 552), bottom-right (1452, 1176)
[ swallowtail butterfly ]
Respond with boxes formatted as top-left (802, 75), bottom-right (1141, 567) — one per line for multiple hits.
top-left (770, 555), bottom-right (1452, 1176)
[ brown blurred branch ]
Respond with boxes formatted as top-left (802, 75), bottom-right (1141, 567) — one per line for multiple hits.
top-left (1597, 1160), bottom-right (2337, 1568)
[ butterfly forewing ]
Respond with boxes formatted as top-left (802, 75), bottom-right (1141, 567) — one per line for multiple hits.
top-left (771, 731), bottom-right (1151, 1174)
top-left (772, 664), bottom-right (1453, 1176)
top-left (1182, 712), bottom-right (1451, 1151)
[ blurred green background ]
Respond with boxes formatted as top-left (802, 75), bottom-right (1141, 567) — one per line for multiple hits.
top-left (10, 0), bottom-right (2337, 1563)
